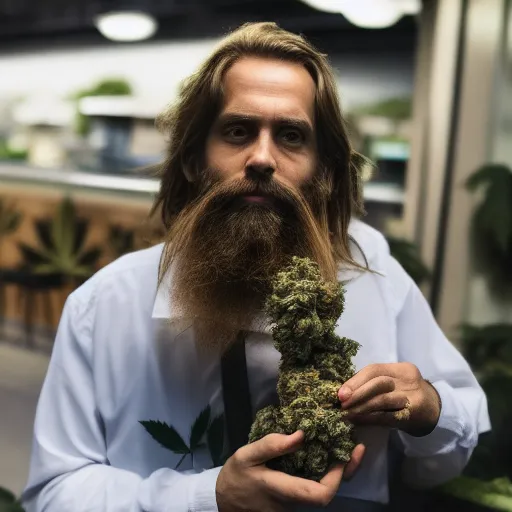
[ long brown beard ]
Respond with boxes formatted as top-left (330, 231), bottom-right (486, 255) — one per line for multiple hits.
top-left (160, 172), bottom-right (337, 353)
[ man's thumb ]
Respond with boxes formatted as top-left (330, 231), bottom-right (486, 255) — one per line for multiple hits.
top-left (242, 431), bottom-right (304, 466)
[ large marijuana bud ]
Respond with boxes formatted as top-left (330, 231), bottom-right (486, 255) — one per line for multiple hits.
top-left (249, 256), bottom-right (360, 481)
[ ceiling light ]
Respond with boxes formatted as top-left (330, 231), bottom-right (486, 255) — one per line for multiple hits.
top-left (94, 11), bottom-right (158, 42)
top-left (339, 0), bottom-right (403, 28)
top-left (300, 0), bottom-right (421, 29)
top-left (399, 0), bottom-right (422, 15)
top-left (300, 0), bottom-right (342, 13)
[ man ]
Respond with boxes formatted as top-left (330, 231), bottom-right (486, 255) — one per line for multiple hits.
top-left (23, 22), bottom-right (489, 512)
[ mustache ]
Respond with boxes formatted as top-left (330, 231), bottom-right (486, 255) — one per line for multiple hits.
top-left (162, 170), bottom-right (338, 284)
top-left (198, 174), bottom-right (300, 211)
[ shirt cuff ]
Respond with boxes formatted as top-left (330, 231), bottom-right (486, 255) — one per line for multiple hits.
top-left (397, 380), bottom-right (476, 458)
top-left (189, 466), bottom-right (222, 512)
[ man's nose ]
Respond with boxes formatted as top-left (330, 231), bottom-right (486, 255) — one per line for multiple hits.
top-left (245, 133), bottom-right (276, 181)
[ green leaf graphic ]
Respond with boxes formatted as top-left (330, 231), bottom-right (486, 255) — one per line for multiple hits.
top-left (190, 405), bottom-right (211, 451)
top-left (175, 453), bottom-right (188, 470)
top-left (140, 420), bottom-right (190, 454)
top-left (207, 414), bottom-right (226, 467)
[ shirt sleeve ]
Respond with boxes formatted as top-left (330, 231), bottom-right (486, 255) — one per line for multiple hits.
top-left (22, 295), bottom-right (221, 512)
top-left (388, 257), bottom-right (491, 488)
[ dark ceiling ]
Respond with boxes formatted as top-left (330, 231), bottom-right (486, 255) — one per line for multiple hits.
top-left (0, 0), bottom-right (418, 54)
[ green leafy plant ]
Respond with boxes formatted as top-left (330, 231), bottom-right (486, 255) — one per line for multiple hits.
top-left (0, 141), bottom-right (27, 161)
top-left (0, 486), bottom-right (24, 512)
top-left (18, 197), bottom-right (101, 281)
top-left (460, 324), bottom-right (512, 377)
top-left (441, 477), bottom-right (512, 511)
top-left (387, 236), bottom-right (430, 285)
top-left (439, 320), bottom-right (512, 506)
top-left (353, 97), bottom-right (412, 120)
top-left (71, 78), bottom-right (132, 136)
top-left (437, 165), bottom-right (512, 510)
top-left (455, 324), bottom-right (512, 483)
top-left (466, 164), bottom-right (512, 298)
top-left (140, 405), bottom-right (226, 469)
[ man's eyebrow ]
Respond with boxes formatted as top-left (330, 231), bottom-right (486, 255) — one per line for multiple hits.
top-left (217, 113), bottom-right (313, 132)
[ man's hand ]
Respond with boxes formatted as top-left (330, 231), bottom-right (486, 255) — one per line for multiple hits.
top-left (216, 431), bottom-right (365, 512)
top-left (338, 363), bottom-right (441, 437)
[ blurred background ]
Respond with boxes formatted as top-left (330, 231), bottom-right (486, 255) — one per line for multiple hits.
top-left (0, 0), bottom-right (511, 510)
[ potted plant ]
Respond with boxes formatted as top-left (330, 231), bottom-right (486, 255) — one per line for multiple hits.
top-left (433, 164), bottom-right (512, 510)
top-left (0, 140), bottom-right (27, 162)
top-left (386, 236), bottom-right (430, 285)
top-left (71, 78), bottom-right (132, 137)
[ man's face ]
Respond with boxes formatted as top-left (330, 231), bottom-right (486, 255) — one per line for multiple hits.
top-left (167, 57), bottom-right (333, 351)
top-left (205, 57), bottom-right (318, 194)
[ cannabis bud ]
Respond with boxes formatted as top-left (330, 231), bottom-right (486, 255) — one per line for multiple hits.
top-left (249, 256), bottom-right (360, 481)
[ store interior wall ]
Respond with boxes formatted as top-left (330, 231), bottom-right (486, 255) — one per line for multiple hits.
top-left (0, 38), bottom-right (414, 113)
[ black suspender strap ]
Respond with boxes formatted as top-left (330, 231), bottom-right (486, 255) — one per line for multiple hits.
top-left (220, 330), bottom-right (253, 456)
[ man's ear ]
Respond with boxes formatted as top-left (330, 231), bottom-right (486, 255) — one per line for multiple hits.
top-left (183, 167), bottom-right (196, 183)
top-left (183, 158), bottom-right (200, 183)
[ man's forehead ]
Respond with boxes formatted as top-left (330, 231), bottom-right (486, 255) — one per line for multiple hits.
top-left (220, 57), bottom-right (316, 123)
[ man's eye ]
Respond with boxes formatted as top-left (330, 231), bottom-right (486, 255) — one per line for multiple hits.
top-left (224, 125), bottom-right (248, 141)
top-left (280, 129), bottom-right (304, 146)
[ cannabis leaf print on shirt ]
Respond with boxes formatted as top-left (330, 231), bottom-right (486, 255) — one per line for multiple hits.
top-left (140, 405), bottom-right (227, 469)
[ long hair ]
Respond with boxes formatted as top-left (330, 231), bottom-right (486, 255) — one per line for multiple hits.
top-left (151, 22), bottom-right (367, 276)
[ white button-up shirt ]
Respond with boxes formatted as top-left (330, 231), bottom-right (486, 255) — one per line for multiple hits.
top-left (22, 220), bottom-right (490, 512)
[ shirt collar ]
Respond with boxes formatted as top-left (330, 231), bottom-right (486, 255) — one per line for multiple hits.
top-left (152, 219), bottom-right (382, 323)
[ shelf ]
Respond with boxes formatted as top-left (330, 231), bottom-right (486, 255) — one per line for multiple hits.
top-left (371, 139), bottom-right (410, 161)
top-left (363, 182), bottom-right (404, 204)
top-left (0, 163), bottom-right (404, 205)
top-left (0, 162), bottom-right (158, 195)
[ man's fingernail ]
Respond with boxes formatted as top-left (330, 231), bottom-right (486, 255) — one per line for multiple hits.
top-left (339, 386), bottom-right (352, 400)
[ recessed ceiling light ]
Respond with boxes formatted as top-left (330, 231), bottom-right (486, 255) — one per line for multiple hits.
top-left (300, 0), bottom-right (421, 29)
top-left (94, 10), bottom-right (158, 42)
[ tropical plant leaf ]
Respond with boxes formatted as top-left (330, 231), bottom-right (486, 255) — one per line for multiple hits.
top-left (466, 164), bottom-right (512, 296)
top-left (109, 226), bottom-right (136, 258)
top-left (207, 414), bottom-right (226, 467)
top-left (466, 164), bottom-right (510, 190)
top-left (4, 211), bottom-right (21, 234)
top-left (73, 219), bottom-right (88, 255)
top-left (78, 247), bottom-right (102, 268)
top-left (18, 244), bottom-right (48, 266)
top-left (387, 236), bottom-right (430, 285)
top-left (139, 420), bottom-right (190, 454)
top-left (67, 265), bottom-right (96, 278)
top-left (441, 476), bottom-right (512, 510)
top-left (462, 328), bottom-right (512, 481)
top-left (33, 263), bottom-right (60, 274)
top-left (190, 405), bottom-right (211, 451)
top-left (34, 221), bottom-right (55, 253)
top-left (459, 323), bottom-right (512, 371)
top-left (51, 197), bottom-right (75, 260)
top-left (0, 199), bottom-right (22, 237)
